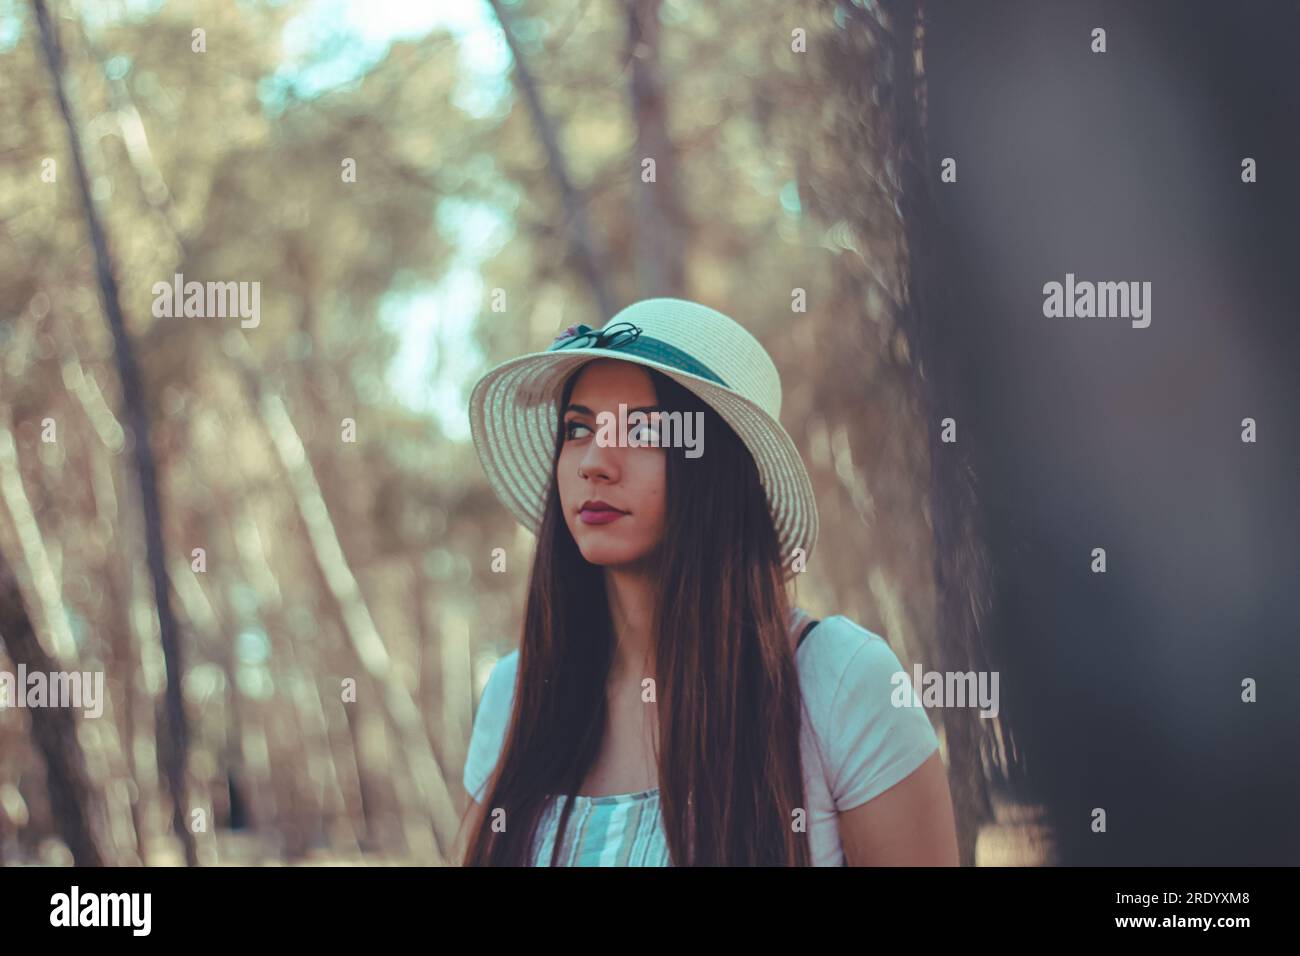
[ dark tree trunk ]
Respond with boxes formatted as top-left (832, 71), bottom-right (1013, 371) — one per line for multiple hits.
top-left (0, 548), bottom-right (105, 865)
top-left (881, 0), bottom-right (996, 866)
top-left (31, 0), bottom-right (197, 866)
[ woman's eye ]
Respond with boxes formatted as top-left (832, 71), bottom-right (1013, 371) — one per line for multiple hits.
top-left (631, 425), bottom-right (660, 444)
top-left (565, 420), bottom-right (592, 440)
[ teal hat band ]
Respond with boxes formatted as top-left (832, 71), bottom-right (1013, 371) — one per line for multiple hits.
top-left (547, 321), bottom-right (730, 389)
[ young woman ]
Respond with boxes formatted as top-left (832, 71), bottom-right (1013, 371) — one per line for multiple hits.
top-left (461, 297), bottom-right (959, 866)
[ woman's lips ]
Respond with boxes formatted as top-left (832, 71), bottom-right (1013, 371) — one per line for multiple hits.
top-left (579, 507), bottom-right (627, 525)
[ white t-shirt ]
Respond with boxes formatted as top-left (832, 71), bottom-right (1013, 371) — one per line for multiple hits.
top-left (463, 611), bottom-right (941, 865)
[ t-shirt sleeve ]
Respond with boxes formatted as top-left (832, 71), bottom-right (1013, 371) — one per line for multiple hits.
top-left (825, 634), bottom-right (941, 812)
top-left (462, 651), bottom-right (518, 804)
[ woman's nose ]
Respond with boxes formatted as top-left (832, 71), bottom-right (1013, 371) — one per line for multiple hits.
top-left (578, 427), bottom-right (621, 480)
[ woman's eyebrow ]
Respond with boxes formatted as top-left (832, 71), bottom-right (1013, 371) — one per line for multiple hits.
top-left (563, 403), bottom-right (662, 415)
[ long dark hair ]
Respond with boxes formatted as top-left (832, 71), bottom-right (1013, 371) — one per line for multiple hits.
top-left (461, 363), bottom-right (811, 865)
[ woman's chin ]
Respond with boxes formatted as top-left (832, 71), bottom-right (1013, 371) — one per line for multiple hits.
top-left (578, 548), bottom-right (633, 567)
top-left (577, 544), bottom-right (655, 571)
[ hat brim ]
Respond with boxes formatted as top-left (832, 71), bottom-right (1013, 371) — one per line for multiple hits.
top-left (468, 347), bottom-right (819, 581)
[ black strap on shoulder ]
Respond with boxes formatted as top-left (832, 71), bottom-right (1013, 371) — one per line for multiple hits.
top-left (796, 617), bottom-right (821, 650)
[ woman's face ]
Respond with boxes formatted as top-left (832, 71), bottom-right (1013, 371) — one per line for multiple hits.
top-left (556, 359), bottom-right (667, 571)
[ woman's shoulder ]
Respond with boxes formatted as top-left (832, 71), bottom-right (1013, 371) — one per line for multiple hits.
top-left (793, 611), bottom-right (941, 810)
top-left (463, 649), bottom-right (521, 802)
top-left (478, 648), bottom-right (521, 723)
top-left (480, 619), bottom-right (910, 717)
top-left (793, 611), bottom-right (899, 696)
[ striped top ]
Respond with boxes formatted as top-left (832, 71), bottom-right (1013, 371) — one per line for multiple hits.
top-left (530, 787), bottom-right (669, 866)
top-left (464, 608), bottom-right (940, 866)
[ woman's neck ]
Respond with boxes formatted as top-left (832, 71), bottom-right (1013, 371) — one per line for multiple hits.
top-left (603, 564), bottom-right (657, 684)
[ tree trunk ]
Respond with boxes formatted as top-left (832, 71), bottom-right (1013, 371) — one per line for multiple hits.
top-left (486, 0), bottom-right (616, 318)
top-left (30, 0), bottom-right (196, 866)
top-left (627, 0), bottom-right (687, 297)
top-left (881, 0), bottom-right (996, 866)
top-left (0, 546), bottom-right (104, 865)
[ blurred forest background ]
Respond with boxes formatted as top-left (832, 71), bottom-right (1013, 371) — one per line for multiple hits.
top-left (3, 0), bottom-right (1294, 868)
top-left (2, 0), bottom-right (1018, 866)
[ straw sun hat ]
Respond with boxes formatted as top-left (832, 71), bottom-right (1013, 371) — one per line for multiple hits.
top-left (467, 297), bottom-right (819, 578)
